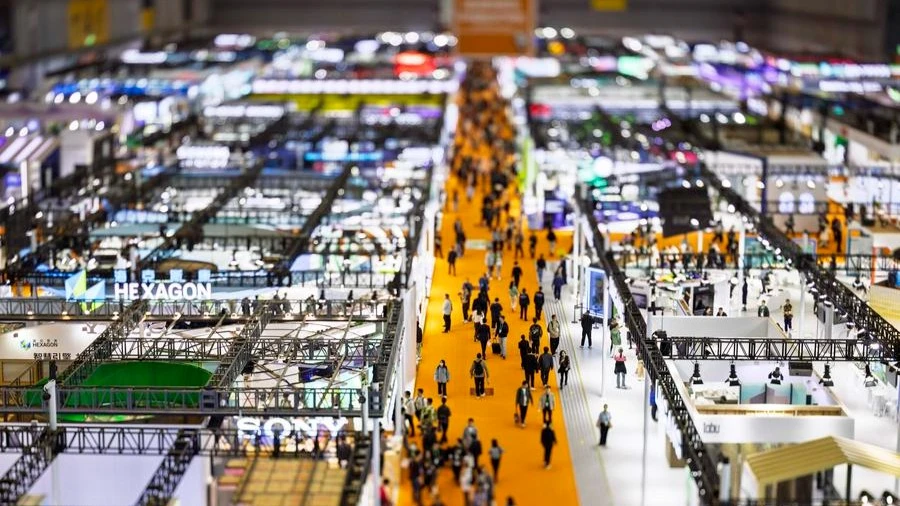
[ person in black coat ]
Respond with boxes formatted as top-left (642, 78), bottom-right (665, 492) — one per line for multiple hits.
top-left (533, 288), bottom-right (546, 320)
top-left (489, 298), bottom-right (503, 330)
top-left (476, 322), bottom-right (491, 358)
top-left (517, 335), bottom-right (530, 369)
top-left (580, 312), bottom-right (596, 348)
top-left (518, 289), bottom-right (530, 320)
top-left (540, 423), bottom-right (557, 469)
top-left (524, 352), bottom-right (538, 388)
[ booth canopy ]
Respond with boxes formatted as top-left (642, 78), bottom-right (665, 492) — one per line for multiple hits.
top-left (747, 436), bottom-right (900, 488)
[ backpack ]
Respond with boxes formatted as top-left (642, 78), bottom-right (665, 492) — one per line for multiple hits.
top-left (530, 325), bottom-right (542, 340)
top-left (473, 360), bottom-right (484, 376)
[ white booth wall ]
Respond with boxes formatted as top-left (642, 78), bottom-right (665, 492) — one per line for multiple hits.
top-left (649, 315), bottom-right (785, 338)
top-left (28, 454), bottom-right (164, 505)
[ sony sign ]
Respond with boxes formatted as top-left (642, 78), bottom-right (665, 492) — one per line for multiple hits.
top-left (235, 417), bottom-right (349, 438)
top-left (114, 282), bottom-right (212, 301)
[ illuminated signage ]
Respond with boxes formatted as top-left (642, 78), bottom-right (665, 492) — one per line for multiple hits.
top-left (113, 282), bottom-right (212, 300)
top-left (818, 80), bottom-right (882, 93)
top-left (176, 145), bottom-right (231, 169)
top-left (202, 105), bottom-right (285, 119)
top-left (236, 417), bottom-right (349, 438)
top-left (251, 79), bottom-right (459, 95)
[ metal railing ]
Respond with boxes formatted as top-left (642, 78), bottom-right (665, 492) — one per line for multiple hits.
top-left (615, 250), bottom-right (899, 274)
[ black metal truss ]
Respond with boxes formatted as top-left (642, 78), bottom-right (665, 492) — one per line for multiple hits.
top-left (660, 337), bottom-right (885, 362)
top-left (617, 250), bottom-right (899, 274)
top-left (699, 164), bottom-right (900, 363)
top-left (133, 429), bottom-right (200, 506)
top-left (0, 425), bottom-right (333, 457)
top-left (123, 336), bottom-right (383, 362)
top-left (275, 164), bottom-right (354, 278)
top-left (57, 300), bottom-right (148, 386)
top-left (0, 298), bottom-right (393, 322)
top-left (0, 428), bottom-right (61, 505)
top-left (208, 304), bottom-right (274, 389)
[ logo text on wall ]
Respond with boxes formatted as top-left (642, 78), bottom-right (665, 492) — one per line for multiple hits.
top-left (236, 417), bottom-right (349, 438)
top-left (114, 282), bottom-right (212, 301)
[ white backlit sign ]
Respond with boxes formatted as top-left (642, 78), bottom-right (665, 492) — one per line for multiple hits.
top-left (113, 282), bottom-right (212, 300)
top-left (818, 80), bottom-right (882, 94)
top-left (203, 105), bottom-right (285, 119)
top-left (236, 417), bottom-right (349, 438)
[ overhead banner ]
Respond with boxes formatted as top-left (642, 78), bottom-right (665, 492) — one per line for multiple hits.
top-left (453, 0), bottom-right (535, 57)
top-left (67, 0), bottom-right (109, 49)
top-left (591, 0), bottom-right (627, 11)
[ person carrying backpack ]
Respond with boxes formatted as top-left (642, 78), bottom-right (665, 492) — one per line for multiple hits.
top-left (518, 289), bottom-right (530, 321)
top-left (538, 347), bottom-right (554, 386)
top-left (469, 354), bottom-right (490, 397)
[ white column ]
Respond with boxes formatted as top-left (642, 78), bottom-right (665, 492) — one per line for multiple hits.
top-left (798, 278), bottom-right (807, 340)
top-left (600, 279), bottom-right (609, 397)
top-left (641, 308), bottom-right (653, 506)
top-left (372, 419), bottom-right (381, 506)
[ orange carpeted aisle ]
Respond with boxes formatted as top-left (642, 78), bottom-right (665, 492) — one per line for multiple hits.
top-left (400, 178), bottom-right (577, 506)
top-left (398, 65), bottom-right (578, 506)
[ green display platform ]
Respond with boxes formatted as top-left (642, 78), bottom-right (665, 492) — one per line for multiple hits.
top-left (28, 361), bottom-right (213, 422)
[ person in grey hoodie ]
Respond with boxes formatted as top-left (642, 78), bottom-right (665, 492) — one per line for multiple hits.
top-left (434, 360), bottom-right (450, 397)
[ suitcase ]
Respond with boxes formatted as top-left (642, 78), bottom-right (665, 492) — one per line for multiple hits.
top-left (491, 341), bottom-right (502, 355)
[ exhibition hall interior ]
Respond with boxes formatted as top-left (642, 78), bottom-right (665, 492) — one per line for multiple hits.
top-left (1, 0), bottom-right (900, 505)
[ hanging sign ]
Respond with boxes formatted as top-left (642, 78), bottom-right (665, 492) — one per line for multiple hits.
top-left (113, 282), bottom-right (212, 300)
top-left (235, 417), bottom-right (349, 438)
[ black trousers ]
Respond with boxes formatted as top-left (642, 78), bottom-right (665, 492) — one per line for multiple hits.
top-left (535, 306), bottom-right (543, 320)
top-left (581, 328), bottom-right (592, 347)
top-left (520, 305), bottom-right (528, 320)
top-left (784, 316), bottom-right (792, 331)
top-left (525, 371), bottom-right (535, 388)
top-left (599, 424), bottom-right (610, 445)
top-left (474, 377), bottom-right (486, 396)
top-left (443, 314), bottom-right (451, 331)
top-left (559, 370), bottom-right (568, 386)
top-left (462, 303), bottom-right (469, 321)
top-left (550, 338), bottom-right (560, 354)
top-left (437, 382), bottom-right (447, 396)
top-left (543, 445), bottom-right (553, 465)
top-left (540, 369), bottom-right (550, 386)
top-left (518, 404), bottom-right (528, 423)
top-left (438, 419), bottom-right (449, 443)
top-left (491, 458), bottom-right (500, 480)
top-left (405, 414), bottom-right (415, 436)
top-left (542, 407), bottom-right (552, 423)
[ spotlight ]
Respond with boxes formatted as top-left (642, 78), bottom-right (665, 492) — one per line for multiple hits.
top-left (820, 364), bottom-right (834, 387)
top-left (726, 363), bottom-right (740, 387)
top-left (864, 364), bottom-right (877, 387)
top-left (690, 362), bottom-right (704, 385)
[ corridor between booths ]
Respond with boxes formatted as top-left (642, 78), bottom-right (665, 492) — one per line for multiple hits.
top-left (399, 63), bottom-right (578, 506)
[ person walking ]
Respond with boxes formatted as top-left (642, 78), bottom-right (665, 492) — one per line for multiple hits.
top-left (558, 351), bottom-right (571, 387)
top-left (741, 277), bottom-right (749, 311)
top-left (508, 282), bottom-right (519, 311)
top-left (489, 298), bottom-right (503, 330)
top-left (437, 396), bottom-right (452, 443)
top-left (533, 287), bottom-right (546, 320)
top-left (517, 334), bottom-right (530, 369)
top-left (538, 347), bottom-right (554, 386)
top-left (783, 299), bottom-right (793, 333)
top-left (649, 383), bottom-right (658, 422)
top-left (448, 247), bottom-right (458, 275)
top-left (489, 439), bottom-right (504, 482)
top-left (609, 320), bottom-right (622, 356)
top-left (470, 353), bottom-right (490, 397)
top-left (460, 290), bottom-right (471, 323)
top-left (442, 294), bottom-right (453, 333)
top-left (434, 360), bottom-right (450, 397)
top-left (547, 228), bottom-right (557, 255)
top-left (514, 380), bottom-right (534, 427)
top-left (414, 389), bottom-right (426, 421)
top-left (552, 270), bottom-right (565, 300)
top-left (402, 390), bottom-right (416, 436)
top-left (514, 231), bottom-right (524, 259)
top-left (511, 261), bottom-right (523, 287)
top-left (580, 311), bottom-right (595, 348)
top-left (536, 255), bottom-right (547, 283)
top-left (469, 436), bottom-right (483, 468)
top-left (614, 348), bottom-right (628, 388)
top-left (529, 318), bottom-right (543, 354)
top-left (547, 314), bottom-right (561, 355)
top-left (540, 423), bottom-right (557, 469)
top-left (476, 322), bottom-right (491, 358)
top-left (539, 385), bottom-right (555, 424)
top-left (518, 289), bottom-right (530, 321)
top-left (523, 351), bottom-right (538, 389)
top-left (528, 232), bottom-right (537, 258)
top-left (496, 316), bottom-right (509, 359)
top-left (758, 300), bottom-right (770, 318)
top-left (597, 404), bottom-right (612, 446)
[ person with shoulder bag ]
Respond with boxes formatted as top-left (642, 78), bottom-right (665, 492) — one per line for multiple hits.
top-left (557, 351), bottom-right (571, 388)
